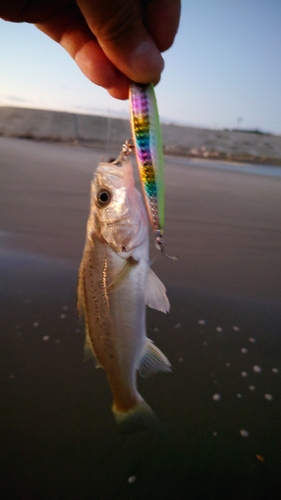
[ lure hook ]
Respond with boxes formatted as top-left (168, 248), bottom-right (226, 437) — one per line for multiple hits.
top-left (154, 230), bottom-right (177, 261)
top-left (113, 138), bottom-right (135, 165)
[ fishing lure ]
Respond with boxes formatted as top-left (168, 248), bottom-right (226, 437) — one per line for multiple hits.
top-left (129, 82), bottom-right (175, 258)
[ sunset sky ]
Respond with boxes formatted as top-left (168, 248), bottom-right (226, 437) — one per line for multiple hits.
top-left (1, 1), bottom-right (281, 133)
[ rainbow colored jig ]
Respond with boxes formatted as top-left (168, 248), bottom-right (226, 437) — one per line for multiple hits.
top-left (129, 82), bottom-right (172, 256)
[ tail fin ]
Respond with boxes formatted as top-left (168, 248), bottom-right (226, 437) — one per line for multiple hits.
top-left (112, 399), bottom-right (165, 434)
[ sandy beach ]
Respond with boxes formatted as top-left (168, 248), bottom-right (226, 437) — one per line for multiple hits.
top-left (1, 136), bottom-right (281, 499)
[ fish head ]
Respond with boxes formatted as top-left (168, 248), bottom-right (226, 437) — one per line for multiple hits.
top-left (89, 157), bottom-right (148, 257)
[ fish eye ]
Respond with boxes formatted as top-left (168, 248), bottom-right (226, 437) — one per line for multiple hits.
top-left (96, 188), bottom-right (112, 208)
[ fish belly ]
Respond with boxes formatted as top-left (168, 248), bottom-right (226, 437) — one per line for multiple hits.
top-left (79, 237), bottom-right (148, 412)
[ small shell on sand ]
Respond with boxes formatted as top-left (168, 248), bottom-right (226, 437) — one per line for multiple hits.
top-left (253, 365), bottom-right (262, 373)
top-left (212, 393), bottom-right (221, 401)
top-left (240, 429), bottom-right (249, 437)
top-left (128, 476), bottom-right (136, 484)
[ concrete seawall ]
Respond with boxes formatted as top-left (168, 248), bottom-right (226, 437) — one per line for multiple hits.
top-left (1, 106), bottom-right (281, 164)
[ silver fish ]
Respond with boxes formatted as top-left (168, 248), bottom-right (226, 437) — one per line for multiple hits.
top-left (77, 146), bottom-right (171, 429)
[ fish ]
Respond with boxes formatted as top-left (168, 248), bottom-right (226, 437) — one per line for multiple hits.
top-left (77, 147), bottom-right (171, 430)
top-left (129, 82), bottom-right (167, 254)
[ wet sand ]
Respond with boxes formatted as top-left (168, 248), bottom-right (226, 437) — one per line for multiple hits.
top-left (1, 137), bottom-right (281, 499)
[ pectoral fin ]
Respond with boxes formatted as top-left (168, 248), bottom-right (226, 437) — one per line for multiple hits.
top-left (107, 257), bottom-right (137, 292)
top-left (144, 268), bottom-right (170, 313)
top-left (138, 338), bottom-right (172, 378)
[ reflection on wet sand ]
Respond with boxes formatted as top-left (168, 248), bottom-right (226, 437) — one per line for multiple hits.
top-left (1, 137), bottom-right (281, 499)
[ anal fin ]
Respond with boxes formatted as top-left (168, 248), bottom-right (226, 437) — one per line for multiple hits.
top-left (138, 338), bottom-right (171, 378)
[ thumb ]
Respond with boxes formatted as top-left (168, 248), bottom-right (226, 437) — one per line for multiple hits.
top-left (76, 0), bottom-right (164, 84)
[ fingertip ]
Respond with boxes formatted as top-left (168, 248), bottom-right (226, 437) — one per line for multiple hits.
top-left (86, 4), bottom-right (165, 86)
top-left (106, 85), bottom-right (129, 100)
top-left (129, 41), bottom-right (164, 84)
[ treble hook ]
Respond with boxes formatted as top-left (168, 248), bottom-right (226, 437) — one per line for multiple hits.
top-left (154, 230), bottom-right (177, 260)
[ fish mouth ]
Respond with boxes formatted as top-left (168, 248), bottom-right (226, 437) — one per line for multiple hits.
top-left (96, 163), bottom-right (125, 179)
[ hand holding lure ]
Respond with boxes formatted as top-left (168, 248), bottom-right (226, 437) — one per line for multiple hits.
top-left (129, 82), bottom-right (176, 260)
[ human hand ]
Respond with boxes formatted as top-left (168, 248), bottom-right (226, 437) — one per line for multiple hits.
top-left (0, 0), bottom-right (181, 99)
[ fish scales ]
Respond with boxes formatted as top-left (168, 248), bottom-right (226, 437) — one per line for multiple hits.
top-left (81, 243), bottom-right (115, 362)
top-left (81, 239), bottom-right (146, 411)
top-left (78, 153), bottom-right (171, 429)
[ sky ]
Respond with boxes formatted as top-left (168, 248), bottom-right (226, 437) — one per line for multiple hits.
top-left (1, 1), bottom-right (281, 134)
